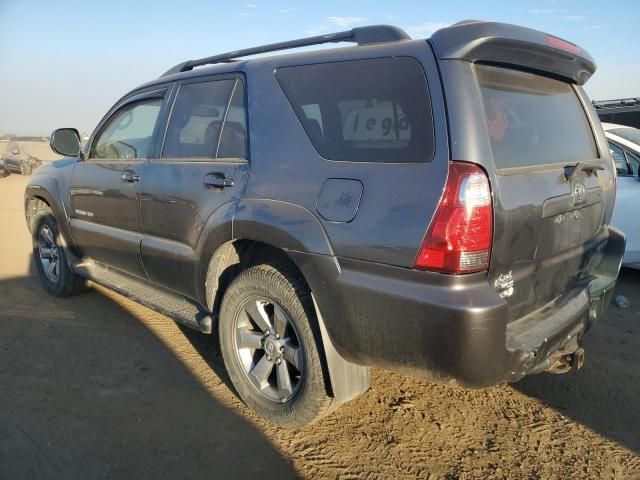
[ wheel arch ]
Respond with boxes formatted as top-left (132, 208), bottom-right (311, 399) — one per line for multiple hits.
top-left (24, 175), bottom-right (72, 236)
top-left (25, 176), bottom-right (79, 265)
top-left (204, 237), bottom-right (370, 405)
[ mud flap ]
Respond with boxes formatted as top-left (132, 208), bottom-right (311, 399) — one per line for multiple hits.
top-left (312, 294), bottom-right (371, 404)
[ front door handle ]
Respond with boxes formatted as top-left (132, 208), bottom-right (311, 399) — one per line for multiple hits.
top-left (204, 174), bottom-right (234, 189)
top-left (121, 170), bottom-right (141, 183)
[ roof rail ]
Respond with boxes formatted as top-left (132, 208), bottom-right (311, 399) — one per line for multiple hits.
top-left (592, 97), bottom-right (640, 109)
top-left (160, 25), bottom-right (410, 77)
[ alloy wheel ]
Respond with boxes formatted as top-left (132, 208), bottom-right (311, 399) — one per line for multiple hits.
top-left (38, 225), bottom-right (60, 283)
top-left (234, 297), bottom-right (304, 403)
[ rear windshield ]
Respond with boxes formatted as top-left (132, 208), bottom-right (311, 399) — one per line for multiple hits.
top-left (276, 57), bottom-right (434, 163)
top-left (476, 65), bottom-right (598, 169)
top-left (610, 127), bottom-right (640, 146)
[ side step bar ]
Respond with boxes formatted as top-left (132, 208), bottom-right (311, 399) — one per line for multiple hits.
top-left (72, 261), bottom-right (212, 334)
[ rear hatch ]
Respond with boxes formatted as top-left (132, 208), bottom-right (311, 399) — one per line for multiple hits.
top-left (477, 65), bottom-right (609, 321)
top-left (430, 21), bottom-right (614, 322)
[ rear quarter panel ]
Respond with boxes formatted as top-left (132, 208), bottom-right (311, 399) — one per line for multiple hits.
top-left (240, 40), bottom-right (449, 267)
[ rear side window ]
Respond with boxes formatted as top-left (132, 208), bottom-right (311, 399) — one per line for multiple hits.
top-left (476, 65), bottom-right (598, 169)
top-left (608, 142), bottom-right (629, 175)
top-left (627, 150), bottom-right (640, 176)
top-left (276, 57), bottom-right (434, 163)
top-left (163, 79), bottom-right (247, 160)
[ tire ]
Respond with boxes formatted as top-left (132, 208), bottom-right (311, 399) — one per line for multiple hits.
top-left (218, 262), bottom-right (334, 428)
top-left (32, 206), bottom-right (86, 297)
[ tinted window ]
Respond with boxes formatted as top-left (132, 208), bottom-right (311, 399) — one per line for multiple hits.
top-left (92, 99), bottom-right (163, 160)
top-left (476, 65), bottom-right (597, 169)
top-left (276, 57), bottom-right (434, 163)
top-left (163, 79), bottom-right (247, 159)
top-left (608, 142), bottom-right (630, 175)
top-left (217, 81), bottom-right (248, 159)
top-left (626, 150), bottom-right (640, 176)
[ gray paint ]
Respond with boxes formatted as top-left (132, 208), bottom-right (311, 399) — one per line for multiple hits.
top-left (23, 21), bottom-right (625, 390)
top-left (316, 178), bottom-right (363, 223)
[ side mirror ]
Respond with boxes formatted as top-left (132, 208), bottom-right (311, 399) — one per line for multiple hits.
top-left (50, 128), bottom-right (81, 157)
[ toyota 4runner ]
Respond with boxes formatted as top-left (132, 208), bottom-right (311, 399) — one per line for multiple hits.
top-left (26, 21), bottom-right (625, 428)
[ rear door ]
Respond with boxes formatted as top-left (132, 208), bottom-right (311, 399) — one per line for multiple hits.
top-left (473, 65), bottom-right (612, 321)
top-left (139, 75), bottom-right (249, 298)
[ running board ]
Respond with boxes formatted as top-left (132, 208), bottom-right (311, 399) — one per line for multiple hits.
top-left (72, 261), bottom-right (212, 334)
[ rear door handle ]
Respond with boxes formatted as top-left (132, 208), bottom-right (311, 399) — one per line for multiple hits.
top-left (204, 174), bottom-right (234, 189)
top-left (121, 170), bottom-right (141, 183)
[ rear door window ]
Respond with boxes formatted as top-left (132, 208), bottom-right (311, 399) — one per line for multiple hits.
top-left (476, 65), bottom-right (598, 169)
top-left (276, 57), bottom-right (434, 163)
top-left (162, 78), bottom-right (247, 160)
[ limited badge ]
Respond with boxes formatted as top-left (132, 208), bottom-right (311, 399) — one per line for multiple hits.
top-left (495, 271), bottom-right (514, 298)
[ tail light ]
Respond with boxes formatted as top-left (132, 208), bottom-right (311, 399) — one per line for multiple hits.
top-left (546, 35), bottom-right (581, 55)
top-left (414, 162), bottom-right (493, 274)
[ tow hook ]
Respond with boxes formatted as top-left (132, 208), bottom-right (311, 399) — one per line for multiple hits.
top-left (545, 347), bottom-right (585, 374)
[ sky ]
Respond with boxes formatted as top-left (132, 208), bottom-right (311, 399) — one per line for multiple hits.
top-left (0, 0), bottom-right (638, 135)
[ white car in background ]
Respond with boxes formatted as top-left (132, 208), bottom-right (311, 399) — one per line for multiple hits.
top-left (603, 123), bottom-right (640, 268)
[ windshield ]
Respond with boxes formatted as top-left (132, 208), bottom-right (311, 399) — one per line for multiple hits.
top-left (476, 65), bottom-right (598, 169)
top-left (610, 127), bottom-right (640, 147)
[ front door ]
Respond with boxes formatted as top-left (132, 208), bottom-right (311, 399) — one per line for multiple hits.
top-left (140, 75), bottom-right (249, 298)
top-left (69, 88), bottom-right (168, 277)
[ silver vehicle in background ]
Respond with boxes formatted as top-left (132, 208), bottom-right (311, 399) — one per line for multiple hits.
top-left (603, 123), bottom-right (640, 268)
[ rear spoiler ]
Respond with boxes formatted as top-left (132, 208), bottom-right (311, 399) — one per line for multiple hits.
top-left (430, 20), bottom-right (596, 85)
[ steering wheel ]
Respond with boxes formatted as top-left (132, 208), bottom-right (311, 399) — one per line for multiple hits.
top-left (105, 140), bottom-right (138, 159)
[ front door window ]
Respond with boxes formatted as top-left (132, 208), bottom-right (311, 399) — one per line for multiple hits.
top-left (91, 99), bottom-right (163, 160)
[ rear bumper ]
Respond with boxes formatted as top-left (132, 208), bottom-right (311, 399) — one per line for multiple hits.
top-left (290, 226), bottom-right (625, 388)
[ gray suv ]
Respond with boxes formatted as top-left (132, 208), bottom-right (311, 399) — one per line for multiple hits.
top-left (26, 21), bottom-right (624, 428)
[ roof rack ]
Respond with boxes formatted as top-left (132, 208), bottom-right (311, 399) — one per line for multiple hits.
top-left (160, 25), bottom-right (410, 78)
top-left (592, 97), bottom-right (640, 109)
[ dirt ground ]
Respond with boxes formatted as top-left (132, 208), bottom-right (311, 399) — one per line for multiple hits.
top-left (0, 173), bottom-right (638, 479)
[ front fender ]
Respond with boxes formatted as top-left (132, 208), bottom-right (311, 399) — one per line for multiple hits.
top-left (24, 174), bottom-right (75, 253)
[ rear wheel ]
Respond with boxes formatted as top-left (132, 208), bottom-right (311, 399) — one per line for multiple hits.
top-left (218, 263), bottom-right (334, 428)
top-left (32, 206), bottom-right (86, 296)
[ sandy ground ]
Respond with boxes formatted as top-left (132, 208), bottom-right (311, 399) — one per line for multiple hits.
top-left (0, 173), bottom-right (638, 479)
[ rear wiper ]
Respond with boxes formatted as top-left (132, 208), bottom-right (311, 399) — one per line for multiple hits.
top-left (563, 162), bottom-right (604, 183)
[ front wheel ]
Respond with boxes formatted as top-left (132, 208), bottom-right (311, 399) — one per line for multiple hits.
top-left (218, 263), bottom-right (334, 428)
top-left (32, 206), bottom-right (86, 297)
